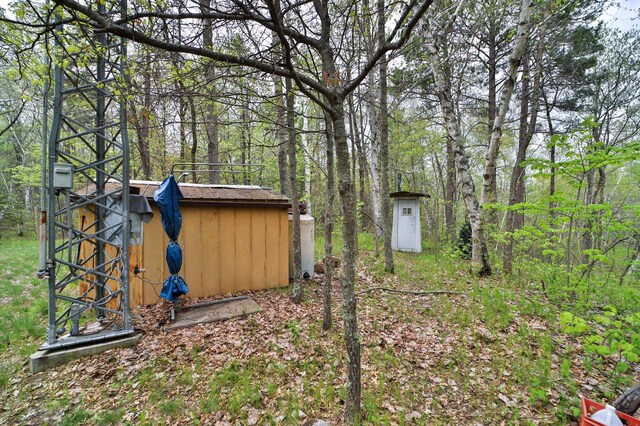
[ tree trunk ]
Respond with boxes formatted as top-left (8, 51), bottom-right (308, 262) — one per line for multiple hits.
top-left (313, 2), bottom-right (362, 412)
top-left (301, 99), bottom-right (312, 215)
top-left (287, 78), bottom-right (303, 303)
top-left (275, 74), bottom-right (289, 196)
top-left (504, 56), bottom-right (531, 274)
top-left (368, 70), bottom-right (382, 242)
top-left (242, 87), bottom-right (252, 185)
top-left (425, 34), bottom-right (491, 276)
top-left (160, 94), bottom-right (168, 172)
top-left (593, 166), bottom-right (606, 250)
top-left (486, 18), bottom-right (497, 224)
top-left (346, 90), bottom-right (359, 253)
top-left (130, 50), bottom-right (152, 180)
top-left (188, 96), bottom-right (198, 183)
top-left (481, 0), bottom-right (533, 210)
top-left (582, 161), bottom-right (607, 265)
top-left (349, 92), bottom-right (370, 233)
top-left (444, 138), bottom-right (457, 244)
top-left (582, 166), bottom-right (596, 263)
top-left (141, 54), bottom-right (153, 179)
top-left (581, 120), bottom-right (606, 264)
top-left (614, 382), bottom-right (640, 416)
top-left (364, 0), bottom-right (381, 244)
top-left (323, 109), bottom-right (335, 331)
top-left (378, 0), bottom-right (394, 273)
top-left (204, 93), bottom-right (220, 183)
top-left (504, 10), bottom-right (546, 273)
top-left (179, 94), bottom-right (187, 161)
top-left (349, 101), bottom-right (357, 204)
top-left (163, 24), bottom-right (187, 176)
top-left (201, 0), bottom-right (219, 184)
top-left (331, 97), bottom-right (361, 424)
top-left (432, 150), bottom-right (446, 246)
top-left (543, 90), bottom-right (557, 219)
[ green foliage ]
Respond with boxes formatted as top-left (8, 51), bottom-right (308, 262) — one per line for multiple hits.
top-left (0, 33), bottom-right (46, 237)
top-left (479, 286), bottom-right (514, 331)
top-left (582, 307), bottom-right (640, 363)
top-left (453, 221), bottom-right (472, 260)
top-left (556, 302), bottom-right (640, 388)
top-left (61, 408), bottom-right (92, 426)
top-left (559, 312), bottom-right (590, 335)
top-left (559, 358), bottom-right (572, 378)
top-left (96, 408), bottom-right (125, 425)
top-left (502, 118), bottom-right (640, 293)
top-left (529, 387), bottom-right (548, 405)
top-left (159, 398), bottom-right (183, 415)
top-left (285, 318), bottom-right (300, 346)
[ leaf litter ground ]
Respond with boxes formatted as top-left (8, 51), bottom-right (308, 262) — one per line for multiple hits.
top-left (1, 249), bottom-right (639, 425)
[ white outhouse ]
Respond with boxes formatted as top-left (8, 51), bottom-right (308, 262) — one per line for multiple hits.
top-left (391, 191), bottom-right (428, 253)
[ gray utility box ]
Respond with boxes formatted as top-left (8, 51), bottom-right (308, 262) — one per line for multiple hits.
top-left (53, 163), bottom-right (73, 189)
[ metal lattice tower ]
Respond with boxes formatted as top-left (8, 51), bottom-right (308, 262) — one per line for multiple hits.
top-left (43, 0), bottom-right (133, 349)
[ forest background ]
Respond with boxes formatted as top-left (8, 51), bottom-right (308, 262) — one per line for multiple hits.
top-left (1, 0), bottom-right (640, 424)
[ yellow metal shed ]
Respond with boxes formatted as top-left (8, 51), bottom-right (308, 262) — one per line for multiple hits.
top-left (80, 181), bottom-right (292, 306)
top-left (132, 181), bottom-right (291, 306)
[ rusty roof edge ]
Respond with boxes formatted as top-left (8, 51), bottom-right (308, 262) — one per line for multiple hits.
top-left (130, 179), bottom-right (264, 190)
top-left (90, 180), bottom-right (291, 203)
top-left (152, 199), bottom-right (292, 208)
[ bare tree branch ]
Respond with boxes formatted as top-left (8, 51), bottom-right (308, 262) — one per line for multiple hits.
top-left (0, 99), bottom-right (26, 140)
top-left (53, 0), bottom-right (331, 96)
top-left (356, 286), bottom-right (466, 297)
top-left (344, 0), bottom-right (434, 94)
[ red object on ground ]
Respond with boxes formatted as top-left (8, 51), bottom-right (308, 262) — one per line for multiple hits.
top-left (581, 398), bottom-right (640, 426)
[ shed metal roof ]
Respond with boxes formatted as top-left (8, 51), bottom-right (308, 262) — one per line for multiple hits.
top-left (135, 181), bottom-right (291, 208)
top-left (78, 180), bottom-right (291, 208)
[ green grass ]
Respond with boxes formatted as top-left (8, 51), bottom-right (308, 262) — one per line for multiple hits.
top-left (314, 230), bottom-right (378, 259)
top-left (159, 398), bottom-right (184, 415)
top-left (60, 408), bottom-right (93, 426)
top-left (96, 408), bottom-right (125, 425)
top-left (0, 238), bottom-right (47, 388)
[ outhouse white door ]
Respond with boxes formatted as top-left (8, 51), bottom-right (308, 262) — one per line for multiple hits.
top-left (397, 200), bottom-right (416, 250)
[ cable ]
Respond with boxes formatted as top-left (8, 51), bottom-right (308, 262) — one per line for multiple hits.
top-left (138, 275), bottom-right (163, 299)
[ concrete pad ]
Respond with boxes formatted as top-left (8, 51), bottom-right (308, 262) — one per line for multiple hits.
top-left (30, 333), bottom-right (143, 373)
top-left (164, 298), bottom-right (262, 331)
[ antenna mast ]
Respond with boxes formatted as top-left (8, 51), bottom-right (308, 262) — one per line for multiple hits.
top-left (43, 0), bottom-right (133, 349)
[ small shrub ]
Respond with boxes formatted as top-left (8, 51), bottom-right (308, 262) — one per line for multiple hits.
top-left (453, 221), bottom-right (472, 259)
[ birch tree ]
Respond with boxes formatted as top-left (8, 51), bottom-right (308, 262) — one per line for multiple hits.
top-left (503, 2), bottom-right (547, 273)
top-left (423, 1), bottom-right (492, 275)
top-left (377, 0), bottom-right (394, 272)
top-left (481, 0), bottom-right (533, 211)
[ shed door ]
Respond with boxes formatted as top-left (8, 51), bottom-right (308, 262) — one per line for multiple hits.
top-left (397, 200), bottom-right (416, 250)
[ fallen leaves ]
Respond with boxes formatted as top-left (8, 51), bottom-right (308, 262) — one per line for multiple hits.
top-left (2, 252), bottom-right (639, 425)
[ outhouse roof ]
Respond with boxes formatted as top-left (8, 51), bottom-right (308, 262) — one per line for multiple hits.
top-left (389, 191), bottom-right (430, 198)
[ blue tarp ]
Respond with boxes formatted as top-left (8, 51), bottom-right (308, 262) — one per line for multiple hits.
top-left (153, 175), bottom-right (188, 302)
